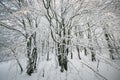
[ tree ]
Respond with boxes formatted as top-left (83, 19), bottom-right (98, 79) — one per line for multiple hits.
top-left (42, 0), bottom-right (95, 72)
top-left (0, 0), bottom-right (42, 75)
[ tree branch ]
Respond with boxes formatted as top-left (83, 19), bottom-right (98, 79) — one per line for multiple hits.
top-left (0, 22), bottom-right (26, 37)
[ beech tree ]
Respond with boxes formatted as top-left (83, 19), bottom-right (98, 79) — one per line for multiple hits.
top-left (42, 0), bottom-right (97, 72)
top-left (0, 1), bottom-right (120, 79)
top-left (0, 0), bottom-right (42, 75)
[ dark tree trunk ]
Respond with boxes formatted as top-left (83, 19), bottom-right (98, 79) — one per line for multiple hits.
top-left (87, 23), bottom-right (96, 61)
top-left (104, 33), bottom-right (115, 60)
top-left (71, 52), bottom-right (73, 59)
top-left (26, 33), bottom-right (37, 76)
top-left (76, 46), bottom-right (81, 60)
top-left (84, 47), bottom-right (87, 56)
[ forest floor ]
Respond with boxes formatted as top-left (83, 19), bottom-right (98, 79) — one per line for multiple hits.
top-left (0, 50), bottom-right (120, 80)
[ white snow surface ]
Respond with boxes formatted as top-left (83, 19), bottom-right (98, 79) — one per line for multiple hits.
top-left (0, 51), bottom-right (120, 80)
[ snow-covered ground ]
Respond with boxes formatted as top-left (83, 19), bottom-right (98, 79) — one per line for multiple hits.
top-left (0, 51), bottom-right (120, 80)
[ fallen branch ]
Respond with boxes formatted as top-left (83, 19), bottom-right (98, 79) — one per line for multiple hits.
top-left (81, 61), bottom-right (108, 80)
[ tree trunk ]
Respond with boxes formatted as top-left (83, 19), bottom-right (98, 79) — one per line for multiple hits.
top-left (87, 23), bottom-right (96, 61)
top-left (26, 33), bottom-right (37, 75)
top-left (76, 46), bottom-right (81, 60)
top-left (104, 33), bottom-right (115, 60)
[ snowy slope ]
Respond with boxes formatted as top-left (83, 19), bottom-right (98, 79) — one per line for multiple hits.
top-left (0, 52), bottom-right (120, 80)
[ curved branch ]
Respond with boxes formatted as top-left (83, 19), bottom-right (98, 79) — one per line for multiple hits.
top-left (0, 43), bottom-right (23, 73)
top-left (0, 22), bottom-right (26, 37)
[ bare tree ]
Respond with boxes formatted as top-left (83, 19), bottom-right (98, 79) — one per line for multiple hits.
top-left (0, 0), bottom-right (42, 75)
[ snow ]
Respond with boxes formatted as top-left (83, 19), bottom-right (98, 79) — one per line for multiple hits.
top-left (0, 0), bottom-right (120, 80)
top-left (0, 51), bottom-right (120, 80)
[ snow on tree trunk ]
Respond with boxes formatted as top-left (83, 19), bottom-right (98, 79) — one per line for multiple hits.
top-left (26, 33), bottom-right (37, 75)
top-left (87, 23), bottom-right (96, 61)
